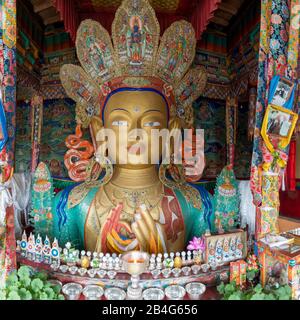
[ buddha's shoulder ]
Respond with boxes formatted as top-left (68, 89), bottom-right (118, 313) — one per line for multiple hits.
top-left (173, 182), bottom-right (213, 209)
top-left (54, 185), bottom-right (100, 211)
top-left (171, 183), bottom-right (202, 210)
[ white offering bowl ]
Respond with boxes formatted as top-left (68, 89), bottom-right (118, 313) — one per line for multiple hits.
top-left (162, 268), bottom-right (172, 278)
top-left (87, 269), bottom-right (97, 278)
top-left (59, 265), bottom-right (69, 273)
top-left (172, 268), bottom-right (182, 278)
top-left (122, 251), bottom-right (150, 300)
top-left (62, 283), bottom-right (83, 300)
top-left (165, 285), bottom-right (186, 300)
top-left (210, 262), bottom-right (217, 271)
top-left (185, 282), bottom-right (206, 300)
top-left (69, 266), bottom-right (78, 275)
top-left (83, 285), bottom-right (104, 300)
top-left (151, 269), bottom-right (161, 279)
top-left (104, 287), bottom-right (126, 300)
top-left (182, 266), bottom-right (191, 276)
top-left (50, 263), bottom-right (60, 272)
top-left (143, 288), bottom-right (165, 300)
top-left (107, 271), bottom-right (117, 280)
top-left (201, 264), bottom-right (210, 273)
top-left (191, 264), bottom-right (201, 275)
top-left (97, 269), bottom-right (107, 279)
top-left (78, 268), bottom-right (87, 277)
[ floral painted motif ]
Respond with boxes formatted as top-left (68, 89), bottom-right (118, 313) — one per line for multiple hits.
top-left (250, 0), bottom-right (300, 239)
top-left (0, 0), bottom-right (17, 288)
top-left (0, 1), bottom-right (16, 168)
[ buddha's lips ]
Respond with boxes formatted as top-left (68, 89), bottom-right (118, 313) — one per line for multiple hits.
top-left (127, 144), bottom-right (146, 155)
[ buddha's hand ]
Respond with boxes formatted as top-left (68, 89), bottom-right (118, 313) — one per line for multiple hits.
top-left (131, 204), bottom-right (167, 254)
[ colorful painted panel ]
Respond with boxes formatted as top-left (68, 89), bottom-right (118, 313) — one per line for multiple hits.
top-left (193, 98), bottom-right (226, 179)
top-left (15, 100), bottom-right (31, 173)
top-left (15, 98), bottom-right (84, 178)
top-left (39, 98), bottom-right (78, 178)
top-left (1, 0), bottom-right (17, 167)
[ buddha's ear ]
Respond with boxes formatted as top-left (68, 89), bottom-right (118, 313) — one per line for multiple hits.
top-left (168, 117), bottom-right (182, 157)
top-left (90, 116), bottom-right (104, 149)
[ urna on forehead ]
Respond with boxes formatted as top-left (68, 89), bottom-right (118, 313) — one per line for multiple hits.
top-left (101, 87), bottom-right (170, 123)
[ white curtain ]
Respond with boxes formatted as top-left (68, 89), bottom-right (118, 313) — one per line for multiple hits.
top-left (7, 173), bottom-right (32, 238)
top-left (238, 180), bottom-right (256, 236)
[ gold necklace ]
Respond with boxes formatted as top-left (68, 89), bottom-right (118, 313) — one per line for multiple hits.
top-left (103, 182), bottom-right (164, 218)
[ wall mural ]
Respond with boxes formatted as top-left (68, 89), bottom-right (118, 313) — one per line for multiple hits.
top-left (193, 98), bottom-right (252, 180)
top-left (39, 98), bottom-right (77, 178)
top-left (15, 100), bottom-right (31, 172)
top-left (193, 98), bottom-right (226, 179)
top-left (15, 98), bottom-right (90, 179)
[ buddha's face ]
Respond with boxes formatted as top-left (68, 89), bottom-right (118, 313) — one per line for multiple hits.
top-left (99, 90), bottom-right (169, 168)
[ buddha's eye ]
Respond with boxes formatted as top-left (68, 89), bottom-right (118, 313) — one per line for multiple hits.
top-left (112, 120), bottom-right (128, 127)
top-left (144, 121), bottom-right (161, 127)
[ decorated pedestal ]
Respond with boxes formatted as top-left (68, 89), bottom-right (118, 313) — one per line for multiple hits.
top-left (15, 231), bottom-right (241, 300)
top-left (257, 233), bottom-right (300, 299)
top-left (18, 254), bottom-right (229, 291)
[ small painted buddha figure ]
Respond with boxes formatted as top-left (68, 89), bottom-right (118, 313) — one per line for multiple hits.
top-left (49, 0), bottom-right (215, 254)
top-left (213, 165), bottom-right (240, 232)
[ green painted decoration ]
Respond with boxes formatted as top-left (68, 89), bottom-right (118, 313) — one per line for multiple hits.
top-left (30, 162), bottom-right (54, 239)
top-left (213, 165), bottom-right (240, 232)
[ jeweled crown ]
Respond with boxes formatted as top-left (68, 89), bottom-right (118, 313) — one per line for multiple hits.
top-left (60, 0), bottom-right (207, 128)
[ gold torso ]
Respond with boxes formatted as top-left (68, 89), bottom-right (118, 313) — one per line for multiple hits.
top-left (84, 171), bottom-right (185, 253)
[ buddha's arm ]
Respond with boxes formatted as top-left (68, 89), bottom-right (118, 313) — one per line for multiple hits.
top-left (190, 185), bottom-right (216, 237)
top-left (52, 189), bottom-right (84, 249)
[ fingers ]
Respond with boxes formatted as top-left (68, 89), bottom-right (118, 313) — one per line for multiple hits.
top-left (135, 213), bottom-right (151, 244)
top-left (139, 204), bottom-right (157, 237)
top-left (131, 221), bottom-right (148, 252)
top-left (132, 205), bottom-right (167, 253)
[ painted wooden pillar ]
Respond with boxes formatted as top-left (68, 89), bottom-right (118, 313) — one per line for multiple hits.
top-left (30, 95), bottom-right (43, 173)
top-left (251, 0), bottom-right (300, 240)
top-left (226, 96), bottom-right (238, 167)
top-left (0, 0), bottom-right (17, 288)
top-left (1, 0), bottom-right (17, 166)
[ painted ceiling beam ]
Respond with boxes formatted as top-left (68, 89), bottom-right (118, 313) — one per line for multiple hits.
top-left (218, 3), bottom-right (238, 16)
top-left (32, 0), bottom-right (53, 13)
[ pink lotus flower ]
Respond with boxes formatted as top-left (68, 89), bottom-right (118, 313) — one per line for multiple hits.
top-left (187, 236), bottom-right (206, 252)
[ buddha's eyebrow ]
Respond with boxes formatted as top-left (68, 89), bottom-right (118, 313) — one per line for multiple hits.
top-left (111, 108), bottom-right (130, 113)
top-left (143, 109), bottom-right (162, 114)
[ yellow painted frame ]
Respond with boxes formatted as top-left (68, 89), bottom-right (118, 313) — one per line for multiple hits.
top-left (261, 104), bottom-right (298, 152)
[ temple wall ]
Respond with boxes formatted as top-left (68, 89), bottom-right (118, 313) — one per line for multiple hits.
top-left (193, 0), bottom-right (260, 180)
top-left (14, 0), bottom-right (260, 181)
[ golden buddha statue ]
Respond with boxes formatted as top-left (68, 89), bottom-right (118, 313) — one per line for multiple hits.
top-left (48, 0), bottom-right (215, 254)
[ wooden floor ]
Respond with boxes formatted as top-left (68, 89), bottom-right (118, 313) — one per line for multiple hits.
top-left (279, 216), bottom-right (300, 232)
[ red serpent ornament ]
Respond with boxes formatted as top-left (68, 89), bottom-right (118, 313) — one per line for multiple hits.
top-left (64, 125), bottom-right (95, 182)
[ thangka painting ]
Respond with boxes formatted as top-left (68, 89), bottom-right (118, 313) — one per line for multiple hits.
top-left (39, 98), bottom-right (85, 178)
top-left (15, 100), bottom-right (31, 173)
top-left (193, 98), bottom-right (226, 179)
top-left (15, 98), bottom-right (89, 178)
